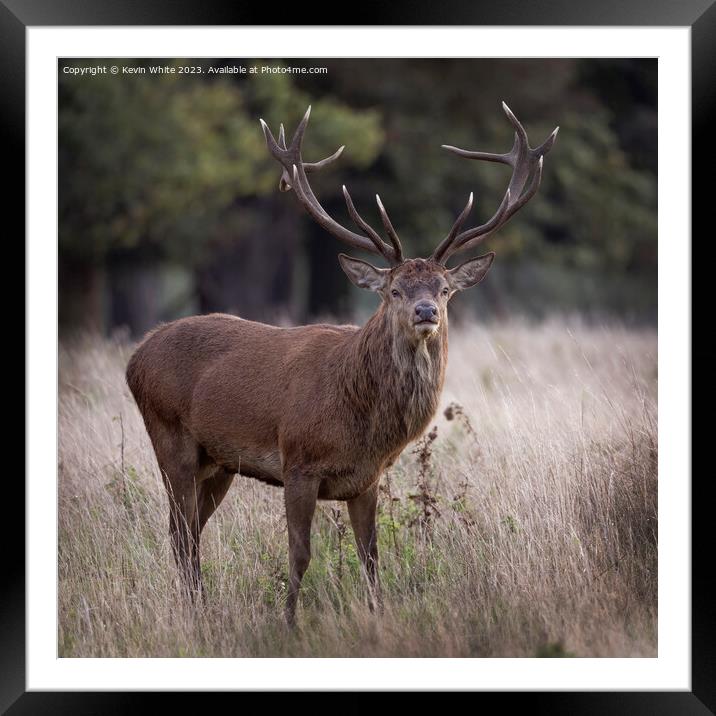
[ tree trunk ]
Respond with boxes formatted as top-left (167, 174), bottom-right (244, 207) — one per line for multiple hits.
top-left (108, 251), bottom-right (161, 339)
top-left (196, 197), bottom-right (301, 323)
top-left (59, 257), bottom-right (107, 336)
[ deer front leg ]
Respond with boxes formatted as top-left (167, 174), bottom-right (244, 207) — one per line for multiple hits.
top-left (283, 470), bottom-right (321, 627)
top-left (347, 480), bottom-right (382, 612)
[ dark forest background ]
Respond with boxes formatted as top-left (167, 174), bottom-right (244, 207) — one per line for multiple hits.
top-left (58, 58), bottom-right (657, 337)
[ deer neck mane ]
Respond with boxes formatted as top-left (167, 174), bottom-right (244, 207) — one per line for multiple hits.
top-left (338, 304), bottom-right (448, 446)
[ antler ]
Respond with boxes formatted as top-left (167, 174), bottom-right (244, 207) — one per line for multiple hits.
top-left (432, 102), bottom-right (558, 265)
top-left (260, 106), bottom-right (404, 265)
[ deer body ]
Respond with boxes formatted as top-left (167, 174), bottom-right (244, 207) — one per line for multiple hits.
top-left (127, 103), bottom-right (557, 624)
top-left (128, 305), bottom-right (447, 503)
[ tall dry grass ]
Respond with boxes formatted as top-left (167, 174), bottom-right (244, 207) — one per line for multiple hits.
top-left (58, 317), bottom-right (657, 657)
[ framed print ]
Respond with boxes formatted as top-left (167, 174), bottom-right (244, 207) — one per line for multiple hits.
top-left (8, 0), bottom-right (707, 711)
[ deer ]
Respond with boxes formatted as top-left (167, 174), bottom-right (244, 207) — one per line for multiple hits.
top-left (126, 102), bottom-right (558, 625)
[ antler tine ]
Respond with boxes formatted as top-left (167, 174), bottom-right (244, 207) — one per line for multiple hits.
top-left (502, 101), bottom-right (529, 148)
top-left (260, 107), bottom-right (400, 264)
top-left (290, 105), bottom-right (312, 151)
top-left (375, 195), bottom-right (404, 263)
top-left (433, 102), bottom-right (557, 264)
top-left (441, 144), bottom-right (512, 164)
top-left (259, 118), bottom-right (284, 158)
top-left (506, 157), bottom-right (543, 216)
top-left (304, 145), bottom-right (345, 173)
top-left (448, 188), bottom-right (512, 256)
top-left (533, 125), bottom-right (559, 156)
top-left (342, 186), bottom-right (394, 262)
top-left (431, 192), bottom-right (474, 264)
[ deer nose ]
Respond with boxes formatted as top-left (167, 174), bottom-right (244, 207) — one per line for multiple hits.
top-left (415, 302), bottom-right (438, 322)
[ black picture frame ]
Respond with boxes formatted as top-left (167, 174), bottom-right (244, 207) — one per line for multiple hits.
top-left (7, 1), bottom-right (707, 711)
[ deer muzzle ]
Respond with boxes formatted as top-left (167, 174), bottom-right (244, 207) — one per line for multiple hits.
top-left (413, 301), bottom-right (439, 336)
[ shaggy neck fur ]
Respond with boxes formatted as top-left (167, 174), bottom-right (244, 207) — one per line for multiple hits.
top-left (337, 304), bottom-right (448, 454)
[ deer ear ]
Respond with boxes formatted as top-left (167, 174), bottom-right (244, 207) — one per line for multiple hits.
top-left (338, 254), bottom-right (389, 292)
top-left (447, 252), bottom-right (495, 292)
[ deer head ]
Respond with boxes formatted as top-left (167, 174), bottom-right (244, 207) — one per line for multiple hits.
top-left (260, 104), bottom-right (558, 342)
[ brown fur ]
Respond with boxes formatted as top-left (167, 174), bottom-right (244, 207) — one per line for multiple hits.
top-left (126, 257), bottom-right (485, 623)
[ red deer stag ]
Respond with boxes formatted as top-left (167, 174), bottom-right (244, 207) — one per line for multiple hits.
top-left (126, 103), bottom-right (558, 624)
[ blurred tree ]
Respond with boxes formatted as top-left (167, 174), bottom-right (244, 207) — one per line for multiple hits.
top-left (58, 59), bottom-right (383, 334)
top-left (576, 58), bottom-right (657, 174)
top-left (59, 58), bottom-right (657, 333)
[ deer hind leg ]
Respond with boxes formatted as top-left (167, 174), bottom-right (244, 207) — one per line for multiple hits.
top-left (283, 469), bottom-right (321, 627)
top-left (145, 414), bottom-right (203, 600)
top-left (198, 468), bottom-right (235, 533)
top-left (168, 466), bottom-right (234, 601)
top-left (347, 481), bottom-right (382, 612)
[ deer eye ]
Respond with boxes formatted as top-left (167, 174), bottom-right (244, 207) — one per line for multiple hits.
top-left (442, 288), bottom-right (450, 296)
top-left (391, 289), bottom-right (400, 298)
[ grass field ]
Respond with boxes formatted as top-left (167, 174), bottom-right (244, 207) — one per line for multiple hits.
top-left (58, 317), bottom-right (657, 657)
